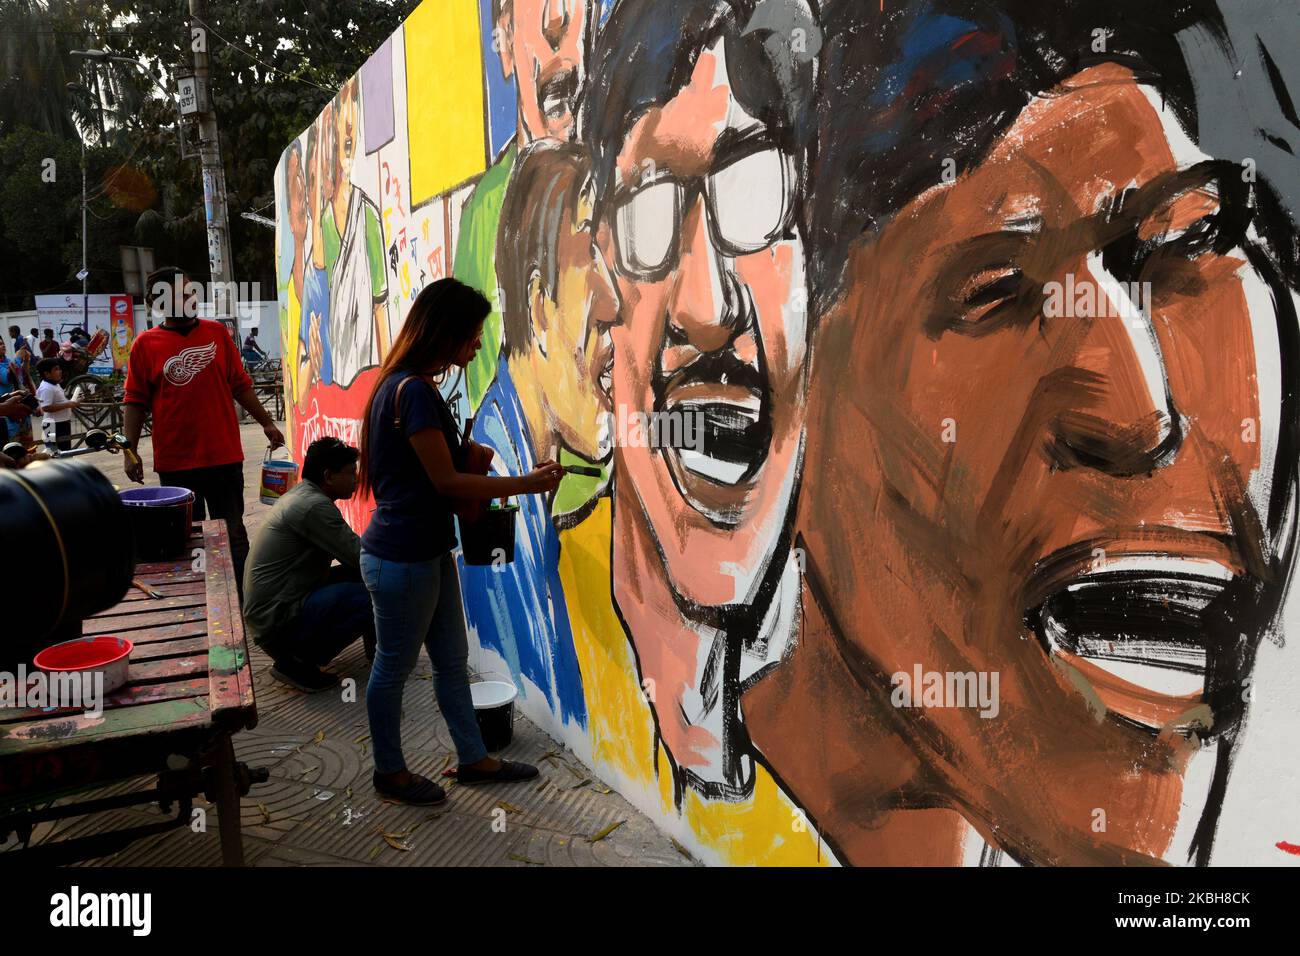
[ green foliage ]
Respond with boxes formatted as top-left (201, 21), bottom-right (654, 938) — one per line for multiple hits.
top-left (0, 0), bottom-right (420, 310)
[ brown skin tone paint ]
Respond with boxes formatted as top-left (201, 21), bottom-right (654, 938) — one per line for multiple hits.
top-left (743, 64), bottom-right (1276, 865)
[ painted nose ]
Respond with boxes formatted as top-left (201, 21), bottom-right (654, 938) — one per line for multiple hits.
top-left (543, 0), bottom-right (569, 50)
top-left (1047, 252), bottom-right (1182, 476)
top-left (666, 196), bottom-right (739, 354)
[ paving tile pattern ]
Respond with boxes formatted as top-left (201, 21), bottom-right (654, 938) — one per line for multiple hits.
top-left (1, 424), bottom-right (696, 868)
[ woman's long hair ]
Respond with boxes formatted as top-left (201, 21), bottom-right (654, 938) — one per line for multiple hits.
top-left (358, 277), bottom-right (490, 496)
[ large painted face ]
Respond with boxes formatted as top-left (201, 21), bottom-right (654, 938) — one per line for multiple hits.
top-left (600, 39), bottom-right (808, 613)
top-left (501, 0), bottom-right (589, 143)
top-left (536, 184), bottom-right (617, 461)
top-left (596, 39), bottom-right (809, 780)
top-left (797, 64), bottom-right (1288, 863)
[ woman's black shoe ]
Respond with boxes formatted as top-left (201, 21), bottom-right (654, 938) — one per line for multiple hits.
top-left (373, 771), bottom-right (446, 805)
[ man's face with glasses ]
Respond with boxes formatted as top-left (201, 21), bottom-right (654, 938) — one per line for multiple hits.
top-left (596, 39), bottom-right (809, 769)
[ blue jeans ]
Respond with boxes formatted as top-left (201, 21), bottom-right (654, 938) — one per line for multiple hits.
top-left (361, 549), bottom-right (487, 773)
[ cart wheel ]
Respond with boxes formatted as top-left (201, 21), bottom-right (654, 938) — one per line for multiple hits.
top-left (66, 373), bottom-right (113, 404)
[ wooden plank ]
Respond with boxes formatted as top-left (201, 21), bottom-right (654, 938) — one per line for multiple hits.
top-left (130, 654), bottom-right (208, 683)
top-left (85, 606), bottom-right (206, 633)
top-left (88, 621), bottom-right (209, 645)
top-left (0, 696), bottom-right (211, 756)
top-left (117, 582), bottom-right (208, 603)
top-left (91, 593), bottom-right (207, 616)
top-left (0, 677), bottom-right (209, 724)
top-left (203, 522), bottom-right (255, 719)
top-left (130, 570), bottom-right (203, 587)
top-left (129, 636), bottom-right (207, 661)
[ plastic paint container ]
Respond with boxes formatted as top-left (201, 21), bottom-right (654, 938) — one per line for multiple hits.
top-left (260, 452), bottom-right (298, 505)
top-left (470, 680), bottom-right (518, 752)
top-left (460, 503), bottom-right (518, 566)
top-left (119, 486), bottom-right (193, 561)
top-left (34, 635), bottom-right (134, 695)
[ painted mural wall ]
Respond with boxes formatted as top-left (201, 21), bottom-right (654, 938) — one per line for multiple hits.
top-left (275, 0), bottom-right (1300, 865)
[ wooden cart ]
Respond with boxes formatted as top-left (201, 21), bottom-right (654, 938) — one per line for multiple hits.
top-left (0, 521), bottom-right (266, 866)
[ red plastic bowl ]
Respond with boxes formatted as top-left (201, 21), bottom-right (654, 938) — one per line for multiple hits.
top-left (33, 636), bottom-right (134, 694)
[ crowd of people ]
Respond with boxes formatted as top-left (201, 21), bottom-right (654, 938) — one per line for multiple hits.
top-left (0, 324), bottom-right (87, 464)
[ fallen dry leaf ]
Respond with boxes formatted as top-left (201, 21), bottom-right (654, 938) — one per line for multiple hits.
top-left (312, 730), bottom-right (325, 745)
top-left (588, 820), bottom-right (625, 843)
top-left (257, 802), bottom-right (271, 824)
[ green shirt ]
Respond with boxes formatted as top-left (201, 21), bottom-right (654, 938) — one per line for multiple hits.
top-left (453, 142), bottom-right (516, 411)
top-left (242, 480), bottom-right (361, 646)
top-left (322, 205), bottom-right (342, 282)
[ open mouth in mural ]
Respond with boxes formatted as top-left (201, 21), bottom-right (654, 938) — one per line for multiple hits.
top-left (653, 345), bottom-right (772, 525)
top-left (1023, 548), bottom-right (1245, 727)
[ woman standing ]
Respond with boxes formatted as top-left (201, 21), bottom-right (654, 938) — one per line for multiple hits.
top-left (358, 278), bottom-right (564, 805)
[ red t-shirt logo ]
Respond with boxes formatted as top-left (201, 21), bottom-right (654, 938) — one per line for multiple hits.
top-left (163, 341), bottom-right (217, 386)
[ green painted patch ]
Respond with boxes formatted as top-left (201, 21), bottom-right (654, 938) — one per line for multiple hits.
top-left (208, 646), bottom-right (246, 673)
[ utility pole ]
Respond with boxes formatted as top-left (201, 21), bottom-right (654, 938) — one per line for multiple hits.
top-left (66, 82), bottom-right (91, 332)
top-left (81, 128), bottom-right (88, 332)
top-left (189, 0), bottom-right (236, 335)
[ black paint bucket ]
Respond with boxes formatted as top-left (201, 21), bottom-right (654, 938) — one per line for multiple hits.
top-left (471, 680), bottom-right (517, 752)
top-left (459, 504), bottom-right (518, 566)
top-left (0, 460), bottom-right (134, 668)
top-left (119, 486), bottom-right (194, 561)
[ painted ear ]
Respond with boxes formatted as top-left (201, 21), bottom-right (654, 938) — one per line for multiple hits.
top-left (496, 17), bottom-right (515, 81)
top-left (528, 270), bottom-right (549, 356)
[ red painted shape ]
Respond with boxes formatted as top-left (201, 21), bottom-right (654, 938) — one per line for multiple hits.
top-left (1277, 841), bottom-right (1300, 855)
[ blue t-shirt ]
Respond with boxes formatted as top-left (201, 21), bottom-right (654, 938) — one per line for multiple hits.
top-left (361, 372), bottom-right (464, 562)
top-left (0, 361), bottom-right (22, 440)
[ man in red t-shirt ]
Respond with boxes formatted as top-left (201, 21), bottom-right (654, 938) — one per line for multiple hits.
top-left (123, 268), bottom-right (285, 596)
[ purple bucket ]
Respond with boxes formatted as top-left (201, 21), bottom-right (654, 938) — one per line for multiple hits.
top-left (119, 486), bottom-right (194, 561)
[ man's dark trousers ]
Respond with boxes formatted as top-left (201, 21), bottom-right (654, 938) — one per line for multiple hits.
top-left (262, 566), bottom-right (375, 666)
top-left (158, 461), bottom-right (249, 600)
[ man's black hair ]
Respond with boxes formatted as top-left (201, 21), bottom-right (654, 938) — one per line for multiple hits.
top-left (6, 326), bottom-right (18, 338)
top-left (42, 329), bottom-right (53, 338)
top-left (146, 266), bottom-right (191, 317)
top-left (582, 0), bottom-right (820, 228)
top-left (803, 0), bottom-right (1294, 312)
top-left (302, 437), bottom-right (359, 486)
